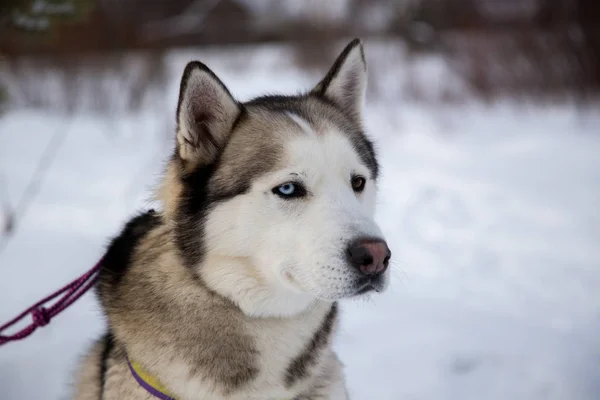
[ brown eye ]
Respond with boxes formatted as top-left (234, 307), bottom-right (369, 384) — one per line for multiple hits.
top-left (351, 176), bottom-right (366, 193)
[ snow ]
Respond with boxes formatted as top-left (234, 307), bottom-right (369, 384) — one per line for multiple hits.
top-left (1, 45), bottom-right (599, 400)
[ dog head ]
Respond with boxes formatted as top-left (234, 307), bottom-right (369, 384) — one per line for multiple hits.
top-left (160, 39), bottom-right (391, 316)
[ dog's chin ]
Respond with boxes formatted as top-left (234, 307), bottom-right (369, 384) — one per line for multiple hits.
top-left (282, 270), bottom-right (389, 301)
top-left (349, 274), bottom-right (388, 298)
top-left (314, 275), bottom-right (389, 301)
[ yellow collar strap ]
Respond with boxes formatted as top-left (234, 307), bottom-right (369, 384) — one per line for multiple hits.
top-left (127, 356), bottom-right (176, 400)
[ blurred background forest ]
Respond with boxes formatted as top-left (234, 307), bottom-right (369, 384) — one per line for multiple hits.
top-left (2, 0), bottom-right (600, 110)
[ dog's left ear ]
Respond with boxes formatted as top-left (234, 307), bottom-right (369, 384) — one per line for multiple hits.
top-left (176, 61), bottom-right (240, 170)
top-left (312, 38), bottom-right (367, 119)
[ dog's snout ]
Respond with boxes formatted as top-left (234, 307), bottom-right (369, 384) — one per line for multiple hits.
top-left (347, 238), bottom-right (391, 276)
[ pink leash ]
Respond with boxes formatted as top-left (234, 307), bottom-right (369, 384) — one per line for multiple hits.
top-left (0, 257), bottom-right (102, 345)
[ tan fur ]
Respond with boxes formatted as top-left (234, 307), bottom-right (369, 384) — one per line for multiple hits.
top-left (72, 339), bottom-right (105, 400)
top-left (79, 339), bottom-right (154, 399)
top-left (157, 161), bottom-right (183, 222)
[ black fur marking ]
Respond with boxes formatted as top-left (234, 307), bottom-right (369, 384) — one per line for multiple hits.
top-left (99, 332), bottom-right (114, 400)
top-left (174, 156), bottom-right (250, 269)
top-left (175, 160), bottom-right (218, 269)
top-left (96, 210), bottom-right (161, 295)
top-left (284, 303), bottom-right (339, 387)
top-left (246, 93), bottom-right (308, 108)
top-left (356, 131), bottom-right (379, 180)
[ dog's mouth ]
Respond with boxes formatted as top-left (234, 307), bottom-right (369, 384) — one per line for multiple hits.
top-left (351, 275), bottom-right (385, 297)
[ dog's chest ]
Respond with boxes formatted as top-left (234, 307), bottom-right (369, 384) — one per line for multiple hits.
top-left (246, 302), bottom-right (338, 397)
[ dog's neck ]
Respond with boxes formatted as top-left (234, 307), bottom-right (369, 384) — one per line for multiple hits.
top-left (110, 246), bottom-right (338, 399)
top-left (199, 256), bottom-right (324, 318)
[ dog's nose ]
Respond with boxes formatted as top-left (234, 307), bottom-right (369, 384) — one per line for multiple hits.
top-left (347, 238), bottom-right (391, 276)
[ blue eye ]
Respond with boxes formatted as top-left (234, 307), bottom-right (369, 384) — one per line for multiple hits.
top-left (278, 183), bottom-right (295, 195)
top-left (272, 182), bottom-right (306, 199)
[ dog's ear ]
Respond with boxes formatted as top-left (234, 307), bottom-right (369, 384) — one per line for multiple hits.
top-left (176, 61), bottom-right (240, 169)
top-left (312, 38), bottom-right (367, 119)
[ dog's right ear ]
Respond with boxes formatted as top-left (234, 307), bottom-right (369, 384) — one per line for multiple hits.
top-left (176, 61), bottom-right (240, 170)
top-left (311, 38), bottom-right (367, 120)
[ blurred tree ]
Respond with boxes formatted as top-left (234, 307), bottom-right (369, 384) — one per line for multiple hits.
top-left (0, 83), bottom-right (6, 114)
top-left (577, 0), bottom-right (600, 92)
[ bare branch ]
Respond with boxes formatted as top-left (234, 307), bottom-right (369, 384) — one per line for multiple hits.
top-left (0, 115), bottom-right (73, 257)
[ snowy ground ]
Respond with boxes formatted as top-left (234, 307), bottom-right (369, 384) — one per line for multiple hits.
top-left (1, 45), bottom-right (599, 400)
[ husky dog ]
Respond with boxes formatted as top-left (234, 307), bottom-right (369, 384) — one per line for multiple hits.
top-left (73, 38), bottom-right (391, 400)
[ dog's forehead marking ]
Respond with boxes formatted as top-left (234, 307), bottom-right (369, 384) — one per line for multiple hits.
top-left (286, 112), bottom-right (319, 136)
top-left (283, 112), bottom-right (362, 171)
